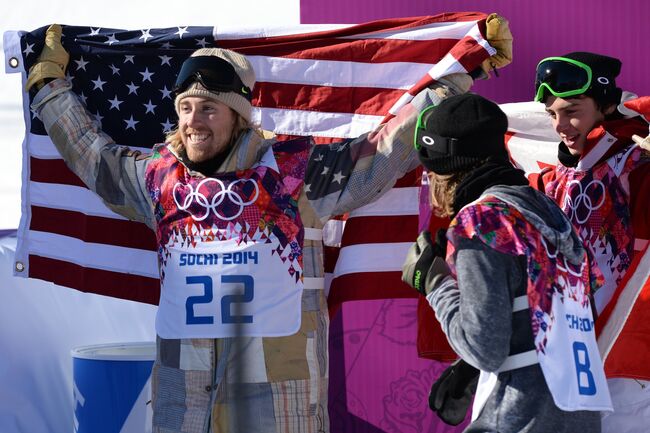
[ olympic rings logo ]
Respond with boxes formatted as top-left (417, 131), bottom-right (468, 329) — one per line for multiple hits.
top-left (562, 179), bottom-right (606, 225)
top-left (173, 178), bottom-right (259, 221)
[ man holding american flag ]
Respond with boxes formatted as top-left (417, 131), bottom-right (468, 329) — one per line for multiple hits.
top-left (23, 20), bottom-right (509, 432)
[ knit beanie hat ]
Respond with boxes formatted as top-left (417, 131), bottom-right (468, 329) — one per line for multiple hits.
top-left (415, 93), bottom-right (509, 174)
top-left (174, 48), bottom-right (256, 122)
top-left (560, 51), bottom-right (622, 106)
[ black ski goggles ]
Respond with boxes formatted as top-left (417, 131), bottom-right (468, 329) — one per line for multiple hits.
top-left (534, 57), bottom-right (593, 102)
top-left (173, 56), bottom-right (253, 102)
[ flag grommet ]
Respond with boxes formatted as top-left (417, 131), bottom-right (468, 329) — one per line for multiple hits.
top-left (15, 261), bottom-right (25, 272)
top-left (8, 57), bottom-right (19, 68)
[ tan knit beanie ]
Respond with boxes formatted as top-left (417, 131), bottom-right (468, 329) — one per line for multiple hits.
top-left (174, 48), bottom-right (256, 122)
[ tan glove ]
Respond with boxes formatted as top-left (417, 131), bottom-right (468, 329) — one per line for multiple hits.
top-left (480, 13), bottom-right (513, 77)
top-left (25, 24), bottom-right (69, 91)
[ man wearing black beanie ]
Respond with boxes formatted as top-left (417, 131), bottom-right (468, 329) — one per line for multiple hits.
top-left (532, 52), bottom-right (650, 433)
top-left (403, 93), bottom-right (611, 432)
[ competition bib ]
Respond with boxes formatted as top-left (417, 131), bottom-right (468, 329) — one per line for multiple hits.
top-left (145, 141), bottom-right (312, 340)
top-left (156, 235), bottom-right (302, 339)
top-left (541, 287), bottom-right (611, 411)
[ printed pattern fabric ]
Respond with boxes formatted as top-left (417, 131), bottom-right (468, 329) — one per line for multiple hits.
top-left (447, 198), bottom-right (590, 352)
top-left (446, 196), bottom-right (611, 411)
top-left (545, 145), bottom-right (644, 313)
top-left (146, 138), bottom-right (309, 277)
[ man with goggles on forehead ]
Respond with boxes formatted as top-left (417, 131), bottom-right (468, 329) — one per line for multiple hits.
top-left (531, 51), bottom-right (650, 433)
top-left (24, 25), bottom-right (481, 433)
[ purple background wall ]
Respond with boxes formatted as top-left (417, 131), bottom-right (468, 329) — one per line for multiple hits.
top-left (301, 0), bottom-right (649, 104)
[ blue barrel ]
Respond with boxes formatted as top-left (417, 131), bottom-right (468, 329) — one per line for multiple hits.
top-left (71, 342), bottom-right (156, 433)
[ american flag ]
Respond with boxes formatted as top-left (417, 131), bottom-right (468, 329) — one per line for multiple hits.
top-left (9, 12), bottom-right (498, 305)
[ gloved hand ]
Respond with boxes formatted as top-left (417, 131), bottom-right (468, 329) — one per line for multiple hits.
top-left (401, 229), bottom-right (448, 296)
top-left (623, 96), bottom-right (650, 150)
top-left (480, 13), bottom-right (513, 77)
top-left (25, 24), bottom-right (69, 91)
top-left (429, 359), bottom-right (480, 425)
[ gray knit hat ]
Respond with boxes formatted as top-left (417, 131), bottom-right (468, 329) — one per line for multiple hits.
top-left (174, 48), bottom-right (256, 122)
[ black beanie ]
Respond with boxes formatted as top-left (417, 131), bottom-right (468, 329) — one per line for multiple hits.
top-left (560, 52), bottom-right (622, 106)
top-left (415, 93), bottom-right (508, 174)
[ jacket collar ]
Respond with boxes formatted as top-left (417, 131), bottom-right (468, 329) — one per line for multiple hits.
top-left (564, 117), bottom-right (647, 171)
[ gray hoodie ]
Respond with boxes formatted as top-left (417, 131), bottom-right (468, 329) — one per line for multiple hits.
top-left (428, 185), bottom-right (601, 433)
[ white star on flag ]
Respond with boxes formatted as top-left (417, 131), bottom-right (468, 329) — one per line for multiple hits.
top-left (124, 115), bottom-right (139, 130)
top-left (332, 171), bottom-right (346, 184)
top-left (92, 111), bottom-right (103, 124)
top-left (91, 76), bottom-right (107, 91)
top-left (139, 29), bottom-right (153, 42)
top-left (126, 82), bottom-right (140, 95)
top-left (143, 100), bottom-right (157, 114)
top-left (23, 43), bottom-right (34, 56)
top-left (74, 56), bottom-right (89, 71)
top-left (108, 96), bottom-right (123, 110)
top-left (159, 55), bottom-right (172, 66)
top-left (161, 118), bottom-right (175, 133)
top-left (175, 26), bottom-right (189, 38)
top-left (140, 68), bottom-right (154, 82)
top-left (160, 86), bottom-right (172, 99)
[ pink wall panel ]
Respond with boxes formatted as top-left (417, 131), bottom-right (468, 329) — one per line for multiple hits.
top-left (301, 0), bottom-right (649, 103)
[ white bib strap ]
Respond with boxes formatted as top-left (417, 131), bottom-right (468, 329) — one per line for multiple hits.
top-left (498, 349), bottom-right (538, 372)
top-left (512, 295), bottom-right (529, 312)
top-left (496, 295), bottom-right (537, 372)
top-left (304, 228), bottom-right (323, 242)
top-left (303, 277), bottom-right (324, 290)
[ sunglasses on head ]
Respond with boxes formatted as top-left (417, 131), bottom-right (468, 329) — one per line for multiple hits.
top-left (534, 57), bottom-right (594, 102)
top-left (173, 56), bottom-right (252, 102)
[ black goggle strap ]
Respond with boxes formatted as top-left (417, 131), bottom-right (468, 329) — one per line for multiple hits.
top-left (414, 104), bottom-right (459, 154)
top-left (174, 56), bottom-right (252, 101)
top-left (417, 130), bottom-right (460, 154)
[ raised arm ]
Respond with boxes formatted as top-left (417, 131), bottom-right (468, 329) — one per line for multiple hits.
top-left (305, 74), bottom-right (473, 221)
top-left (27, 25), bottom-right (155, 228)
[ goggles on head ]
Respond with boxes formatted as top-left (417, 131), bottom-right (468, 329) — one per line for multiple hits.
top-left (173, 55), bottom-right (252, 102)
top-left (534, 57), bottom-right (594, 102)
top-left (414, 104), bottom-right (460, 154)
